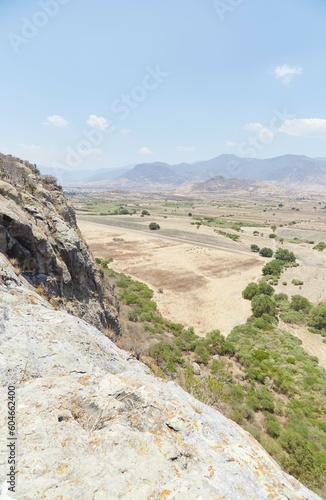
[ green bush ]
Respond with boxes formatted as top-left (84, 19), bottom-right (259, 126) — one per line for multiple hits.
top-left (274, 293), bottom-right (289, 303)
top-left (258, 281), bottom-right (274, 296)
top-left (292, 279), bottom-right (304, 286)
top-left (262, 260), bottom-right (283, 277)
top-left (281, 310), bottom-right (306, 324)
top-left (149, 222), bottom-right (160, 230)
top-left (114, 207), bottom-right (130, 215)
top-left (251, 295), bottom-right (276, 318)
top-left (275, 248), bottom-right (296, 263)
top-left (242, 282), bottom-right (259, 300)
top-left (265, 414), bottom-right (281, 438)
top-left (309, 303), bottom-right (326, 334)
top-left (206, 329), bottom-right (235, 355)
top-left (290, 295), bottom-right (312, 312)
top-left (247, 387), bottom-right (275, 412)
top-left (251, 317), bottom-right (275, 330)
top-left (251, 244), bottom-right (260, 252)
top-left (313, 242), bottom-right (326, 252)
top-left (259, 247), bottom-right (274, 258)
top-left (194, 344), bottom-right (210, 364)
top-left (149, 342), bottom-right (182, 372)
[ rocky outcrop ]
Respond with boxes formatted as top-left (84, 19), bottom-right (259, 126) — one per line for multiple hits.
top-left (0, 254), bottom-right (321, 499)
top-left (0, 154), bottom-right (119, 334)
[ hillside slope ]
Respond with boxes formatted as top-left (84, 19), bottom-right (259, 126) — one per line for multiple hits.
top-left (0, 253), bottom-right (321, 500)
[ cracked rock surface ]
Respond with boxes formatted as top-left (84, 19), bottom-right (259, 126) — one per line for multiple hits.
top-left (0, 154), bottom-right (119, 334)
top-left (0, 254), bottom-right (321, 500)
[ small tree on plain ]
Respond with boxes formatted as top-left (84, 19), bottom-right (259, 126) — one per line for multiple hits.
top-left (259, 247), bottom-right (274, 258)
top-left (251, 244), bottom-right (260, 253)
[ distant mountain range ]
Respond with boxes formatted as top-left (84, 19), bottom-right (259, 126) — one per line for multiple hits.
top-left (39, 154), bottom-right (326, 192)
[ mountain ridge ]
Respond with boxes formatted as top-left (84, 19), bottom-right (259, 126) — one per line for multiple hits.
top-left (55, 154), bottom-right (326, 191)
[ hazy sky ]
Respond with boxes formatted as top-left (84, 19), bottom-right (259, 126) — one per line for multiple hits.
top-left (1, 0), bottom-right (326, 171)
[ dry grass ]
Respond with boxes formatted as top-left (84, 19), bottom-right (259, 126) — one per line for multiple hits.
top-left (78, 220), bottom-right (263, 336)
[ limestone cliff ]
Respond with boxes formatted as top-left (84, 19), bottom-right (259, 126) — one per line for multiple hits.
top-left (0, 254), bottom-right (321, 499)
top-left (0, 153), bottom-right (119, 334)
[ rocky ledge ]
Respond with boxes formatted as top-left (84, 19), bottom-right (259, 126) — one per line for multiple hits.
top-left (0, 254), bottom-right (321, 500)
top-left (0, 154), bottom-right (119, 334)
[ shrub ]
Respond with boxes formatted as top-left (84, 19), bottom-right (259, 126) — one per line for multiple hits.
top-left (269, 233), bottom-right (276, 239)
top-left (149, 222), bottom-right (160, 230)
top-left (309, 303), bottom-right (326, 333)
top-left (275, 248), bottom-right (296, 263)
top-left (251, 244), bottom-right (260, 252)
top-left (247, 387), bottom-right (275, 412)
top-left (259, 247), bottom-right (274, 258)
top-left (149, 342), bottom-right (182, 372)
top-left (290, 295), bottom-right (312, 312)
top-left (205, 329), bottom-right (235, 355)
top-left (258, 281), bottom-right (274, 296)
top-left (262, 260), bottom-right (283, 277)
top-left (194, 344), bottom-right (210, 364)
top-left (274, 293), bottom-right (288, 303)
top-left (251, 295), bottom-right (276, 318)
top-left (265, 415), bottom-right (281, 438)
top-left (114, 207), bottom-right (130, 215)
top-left (292, 279), bottom-right (304, 286)
top-left (242, 282), bottom-right (259, 300)
top-left (42, 174), bottom-right (58, 185)
top-left (251, 317), bottom-right (275, 330)
top-left (313, 242), bottom-right (326, 252)
top-left (281, 310), bottom-right (306, 324)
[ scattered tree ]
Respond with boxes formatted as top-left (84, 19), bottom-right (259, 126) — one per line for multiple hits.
top-left (149, 222), bottom-right (160, 230)
top-left (275, 248), bottom-right (296, 263)
top-left (309, 303), bottom-right (326, 332)
top-left (258, 281), bottom-right (274, 296)
top-left (262, 260), bottom-right (283, 277)
top-left (242, 282), bottom-right (259, 300)
top-left (290, 295), bottom-right (312, 312)
top-left (251, 294), bottom-right (276, 318)
top-left (259, 247), bottom-right (274, 258)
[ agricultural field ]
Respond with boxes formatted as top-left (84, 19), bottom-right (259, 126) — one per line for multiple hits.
top-left (74, 192), bottom-right (326, 340)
